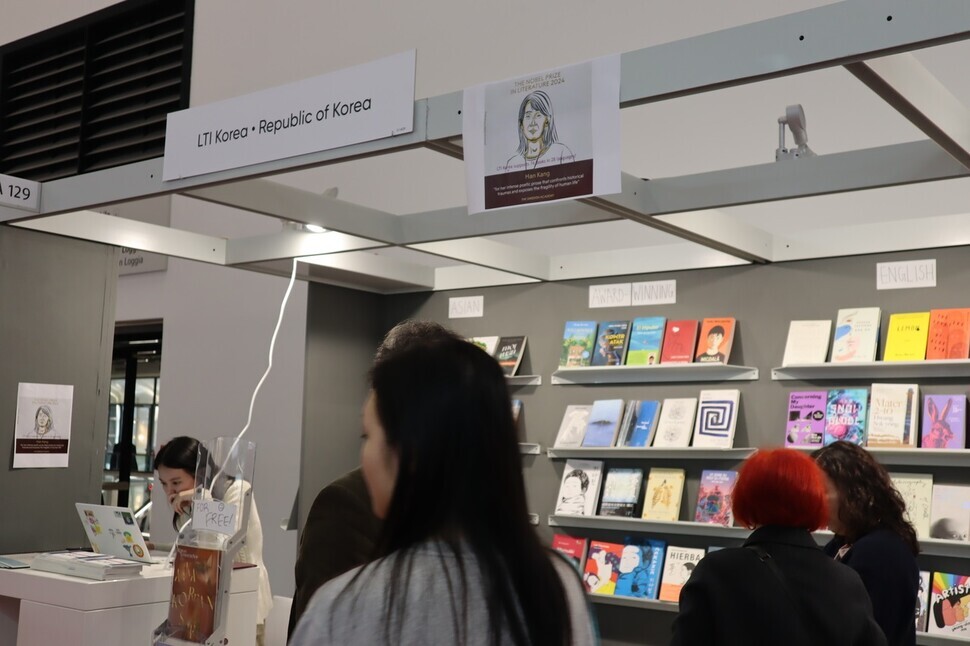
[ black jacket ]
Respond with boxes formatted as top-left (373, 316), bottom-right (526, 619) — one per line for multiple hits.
top-left (671, 525), bottom-right (887, 646)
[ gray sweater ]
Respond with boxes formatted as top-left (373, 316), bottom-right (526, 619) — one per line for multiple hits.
top-left (290, 541), bottom-right (598, 645)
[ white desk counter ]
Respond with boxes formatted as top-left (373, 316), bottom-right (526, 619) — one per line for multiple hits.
top-left (0, 554), bottom-right (257, 645)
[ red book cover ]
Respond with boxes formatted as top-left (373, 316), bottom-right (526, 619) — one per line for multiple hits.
top-left (168, 545), bottom-right (221, 643)
top-left (551, 534), bottom-right (588, 572)
top-left (660, 320), bottom-right (699, 364)
top-left (926, 309), bottom-right (970, 360)
top-left (695, 317), bottom-right (737, 364)
top-left (582, 540), bottom-right (625, 595)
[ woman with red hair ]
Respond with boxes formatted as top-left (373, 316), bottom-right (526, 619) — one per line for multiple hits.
top-left (671, 449), bottom-right (886, 645)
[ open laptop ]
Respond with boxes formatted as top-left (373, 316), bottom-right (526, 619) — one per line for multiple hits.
top-left (75, 503), bottom-right (154, 563)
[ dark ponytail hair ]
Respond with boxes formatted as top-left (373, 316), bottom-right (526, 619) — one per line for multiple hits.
top-left (155, 436), bottom-right (200, 530)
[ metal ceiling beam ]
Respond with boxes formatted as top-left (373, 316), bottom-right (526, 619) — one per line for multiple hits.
top-left (298, 251), bottom-right (436, 290)
top-left (549, 243), bottom-right (750, 282)
top-left (226, 230), bottom-right (386, 265)
top-left (408, 238), bottom-right (551, 280)
top-left (845, 53), bottom-right (970, 170)
top-left (432, 265), bottom-right (540, 291)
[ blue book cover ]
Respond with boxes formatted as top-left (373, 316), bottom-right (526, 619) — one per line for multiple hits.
top-left (582, 399), bottom-right (625, 447)
top-left (626, 317), bottom-right (666, 366)
top-left (625, 400), bottom-right (662, 447)
top-left (561, 320), bottom-right (598, 367)
top-left (591, 320), bottom-right (630, 366)
top-left (824, 388), bottom-right (869, 445)
top-left (615, 538), bottom-right (666, 599)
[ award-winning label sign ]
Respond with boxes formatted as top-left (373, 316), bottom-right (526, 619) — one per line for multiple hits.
top-left (0, 173), bottom-right (40, 213)
top-left (163, 51), bottom-right (415, 180)
top-left (192, 500), bottom-right (238, 536)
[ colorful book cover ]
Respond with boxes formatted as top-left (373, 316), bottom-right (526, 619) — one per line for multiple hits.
top-left (694, 469), bottom-right (738, 526)
top-left (824, 388), bottom-right (869, 445)
top-left (468, 336), bottom-right (500, 356)
top-left (626, 316), bottom-right (666, 366)
top-left (831, 307), bottom-right (881, 363)
top-left (652, 398), bottom-right (698, 448)
top-left (883, 312), bottom-right (931, 361)
top-left (930, 484), bottom-right (970, 541)
top-left (658, 546), bottom-right (705, 602)
top-left (927, 309), bottom-right (970, 360)
top-left (921, 395), bottom-right (966, 449)
top-left (615, 538), bottom-right (666, 600)
top-left (551, 534), bottom-right (588, 573)
top-left (582, 399), bottom-right (624, 447)
top-left (641, 467), bottom-right (685, 521)
top-left (929, 572), bottom-right (970, 635)
top-left (598, 468), bottom-right (644, 517)
top-left (168, 545), bottom-right (221, 643)
top-left (591, 320), bottom-right (630, 366)
top-left (785, 391), bottom-right (826, 447)
top-left (781, 320), bottom-right (832, 366)
top-left (695, 317), bottom-right (737, 364)
top-left (890, 472), bottom-right (933, 539)
top-left (867, 383), bottom-right (920, 447)
top-left (495, 335), bottom-right (527, 376)
top-left (917, 570), bottom-right (930, 633)
top-left (560, 320), bottom-right (598, 367)
top-left (583, 541), bottom-right (625, 595)
top-left (691, 389), bottom-right (740, 449)
top-left (660, 320), bottom-right (699, 364)
top-left (553, 405), bottom-right (592, 448)
top-left (554, 459), bottom-right (604, 517)
top-left (624, 400), bottom-right (662, 447)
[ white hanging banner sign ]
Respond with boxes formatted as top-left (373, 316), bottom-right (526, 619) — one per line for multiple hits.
top-left (13, 382), bottom-right (74, 468)
top-left (192, 500), bottom-right (238, 536)
top-left (0, 173), bottom-right (40, 213)
top-left (463, 55), bottom-right (621, 213)
top-left (876, 259), bottom-right (936, 290)
top-left (163, 50), bottom-right (416, 180)
top-left (589, 283), bottom-right (632, 308)
top-left (632, 280), bottom-right (677, 306)
top-left (448, 296), bottom-right (484, 319)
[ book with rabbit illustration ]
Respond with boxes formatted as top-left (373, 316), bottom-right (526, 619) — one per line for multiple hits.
top-left (921, 395), bottom-right (966, 449)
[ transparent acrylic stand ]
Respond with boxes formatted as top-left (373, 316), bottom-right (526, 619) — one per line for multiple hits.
top-left (152, 437), bottom-right (257, 646)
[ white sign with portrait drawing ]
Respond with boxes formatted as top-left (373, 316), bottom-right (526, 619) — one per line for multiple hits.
top-left (13, 382), bottom-right (74, 468)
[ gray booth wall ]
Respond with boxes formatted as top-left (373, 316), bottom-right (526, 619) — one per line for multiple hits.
top-left (0, 226), bottom-right (117, 553)
top-left (302, 245), bottom-right (970, 645)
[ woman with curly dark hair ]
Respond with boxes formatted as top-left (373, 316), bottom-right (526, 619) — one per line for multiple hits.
top-left (813, 441), bottom-right (920, 646)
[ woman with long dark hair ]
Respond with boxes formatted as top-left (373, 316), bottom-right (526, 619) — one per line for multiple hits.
top-left (291, 334), bottom-right (596, 645)
top-left (813, 441), bottom-right (920, 646)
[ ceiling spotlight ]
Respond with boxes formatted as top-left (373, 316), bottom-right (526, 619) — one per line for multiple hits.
top-left (303, 224), bottom-right (326, 233)
top-left (776, 104), bottom-right (816, 161)
top-left (283, 221), bottom-right (328, 234)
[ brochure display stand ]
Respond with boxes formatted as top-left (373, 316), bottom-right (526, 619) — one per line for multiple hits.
top-left (153, 437), bottom-right (257, 646)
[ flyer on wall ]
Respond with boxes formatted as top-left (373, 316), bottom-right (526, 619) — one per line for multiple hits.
top-left (13, 382), bottom-right (74, 468)
top-left (463, 55), bottom-right (621, 214)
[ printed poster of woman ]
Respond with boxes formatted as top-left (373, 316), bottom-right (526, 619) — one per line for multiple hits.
top-left (13, 382), bottom-right (74, 468)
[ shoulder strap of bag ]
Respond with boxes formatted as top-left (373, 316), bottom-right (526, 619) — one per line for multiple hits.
top-left (745, 544), bottom-right (814, 646)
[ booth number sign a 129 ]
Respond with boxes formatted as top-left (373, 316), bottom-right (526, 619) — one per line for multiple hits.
top-left (0, 173), bottom-right (41, 213)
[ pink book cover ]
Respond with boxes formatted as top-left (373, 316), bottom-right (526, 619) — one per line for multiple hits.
top-left (660, 320), bottom-right (699, 364)
top-left (921, 395), bottom-right (966, 449)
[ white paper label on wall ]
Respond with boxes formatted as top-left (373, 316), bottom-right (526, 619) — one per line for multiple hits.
top-left (0, 173), bottom-right (40, 214)
top-left (876, 259), bottom-right (936, 290)
top-left (192, 500), bottom-right (238, 536)
top-left (632, 280), bottom-right (677, 306)
top-left (162, 51), bottom-right (416, 180)
top-left (589, 283), bottom-right (632, 308)
top-left (449, 296), bottom-right (484, 319)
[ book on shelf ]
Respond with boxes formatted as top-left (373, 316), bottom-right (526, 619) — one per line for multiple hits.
top-left (553, 405), bottom-right (592, 448)
top-left (660, 320), bottom-right (699, 365)
top-left (582, 399), bottom-right (625, 447)
top-left (867, 383), bottom-right (920, 448)
top-left (591, 320), bottom-right (630, 367)
top-left (626, 316), bottom-right (666, 366)
top-left (29, 550), bottom-right (144, 581)
top-left (583, 541), bottom-right (625, 595)
top-left (468, 336), bottom-right (500, 356)
top-left (554, 459), bottom-right (604, 517)
top-left (824, 388), bottom-right (869, 446)
top-left (652, 398), bottom-right (698, 448)
top-left (928, 572), bottom-right (970, 635)
top-left (781, 320), bottom-right (832, 365)
top-left (615, 538), bottom-right (666, 600)
top-left (921, 394), bottom-right (966, 449)
top-left (616, 400), bottom-right (638, 447)
top-left (169, 544), bottom-right (221, 643)
top-left (785, 391), bottom-right (826, 447)
top-left (694, 469), bottom-right (738, 527)
top-left (916, 570), bottom-right (930, 633)
top-left (831, 307), bottom-right (881, 363)
top-left (691, 389), bottom-right (740, 449)
top-left (889, 472), bottom-right (933, 539)
top-left (560, 320), bottom-right (598, 367)
top-left (883, 312), bottom-right (931, 362)
top-left (641, 467), bottom-right (685, 522)
top-left (623, 400), bottom-right (662, 448)
top-left (658, 546), bottom-right (705, 603)
top-left (598, 468), bottom-right (644, 517)
top-left (926, 308), bottom-right (970, 360)
top-left (695, 317), bottom-right (736, 364)
top-left (551, 534), bottom-right (588, 573)
top-left (495, 336), bottom-right (527, 376)
top-left (929, 484), bottom-right (970, 541)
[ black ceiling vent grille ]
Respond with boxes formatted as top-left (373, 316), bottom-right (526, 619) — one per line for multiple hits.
top-left (0, 0), bottom-right (194, 182)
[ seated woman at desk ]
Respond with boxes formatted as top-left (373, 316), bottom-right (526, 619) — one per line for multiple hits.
top-left (155, 436), bottom-right (273, 645)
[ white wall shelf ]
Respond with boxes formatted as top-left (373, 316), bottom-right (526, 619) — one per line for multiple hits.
top-left (550, 364), bottom-right (759, 385)
top-left (548, 515), bottom-right (749, 540)
top-left (519, 443), bottom-right (541, 455)
top-left (791, 446), bottom-right (970, 468)
top-left (917, 633), bottom-right (970, 645)
top-left (546, 447), bottom-right (756, 460)
top-left (588, 593), bottom-right (678, 613)
top-left (772, 360), bottom-right (970, 381)
top-left (507, 375), bottom-right (542, 387)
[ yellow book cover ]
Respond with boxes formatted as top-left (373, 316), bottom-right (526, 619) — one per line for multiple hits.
top-left (641, 468), bottom-right (685, 521)
top-left (884, 312), bottom-right (931, 361)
